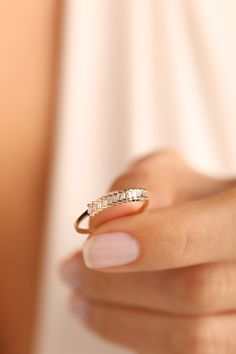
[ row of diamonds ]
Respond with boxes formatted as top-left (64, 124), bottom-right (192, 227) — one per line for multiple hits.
top-left (87, 188), bottom-right (148, 216)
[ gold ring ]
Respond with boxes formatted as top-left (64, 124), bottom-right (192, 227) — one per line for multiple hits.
top-left (74, 188), bottom-right (149, 234)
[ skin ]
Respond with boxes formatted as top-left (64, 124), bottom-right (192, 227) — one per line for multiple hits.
top-left (0, 1), bottom-right (58, 353)
top-left (62, 150), bottom-right (236, 354)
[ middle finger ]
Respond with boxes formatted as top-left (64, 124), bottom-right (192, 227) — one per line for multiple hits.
top-left (62, 253), bottom-right (236, 315)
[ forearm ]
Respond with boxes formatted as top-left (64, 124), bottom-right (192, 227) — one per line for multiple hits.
top-left (0, 1), bottom-right (59, 353)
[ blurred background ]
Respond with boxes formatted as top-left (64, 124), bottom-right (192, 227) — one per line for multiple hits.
top-left (1, 1), bottom-right (236, 354)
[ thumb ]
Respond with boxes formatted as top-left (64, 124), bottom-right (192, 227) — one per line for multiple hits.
top-left (83, 188), bottom-right (236, 272)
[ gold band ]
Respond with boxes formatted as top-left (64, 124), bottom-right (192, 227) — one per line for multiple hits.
top-left (74, 188), bottom-right (149, 234)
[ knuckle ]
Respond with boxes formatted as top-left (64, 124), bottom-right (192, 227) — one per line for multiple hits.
top-left (161, 209), bottom-right (194, 268)
top-left (181, 267), bottom-right (215, 309)
top-left (179, 264), bottom-right (234, 311)
top-left (183, 318), bottom-right (225, 354)
top-left (170, 205), bottom-right (204, 268)
top-left (219, 264), bottom-right (235, 301)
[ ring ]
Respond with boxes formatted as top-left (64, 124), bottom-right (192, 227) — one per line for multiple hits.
top-left (74, 188), bottom-right (149, 234)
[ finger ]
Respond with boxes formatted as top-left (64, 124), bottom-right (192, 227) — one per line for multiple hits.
top-left (83, 188), bottom-right (236, 271)
top-left (89, 167), bottom-right (172, 231)
top-left (89, 150), bottom-right (235, 231)
top-left (62, 254), bottom-right (236, 315)
top-left (70, 292), bottom-right (236, 354)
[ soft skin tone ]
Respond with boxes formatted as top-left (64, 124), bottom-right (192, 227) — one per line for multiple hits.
top-left (61, 150), bottom-right (236, 354)
top-left (0, 1), bottom-right (58, 353)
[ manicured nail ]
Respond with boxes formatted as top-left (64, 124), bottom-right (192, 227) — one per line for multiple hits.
top-left (70, 296), bottom-right (90, 322)
top-left (60, 258), bottom-right (80, 288)
top-left (83, 232), bottom-right (140, 269)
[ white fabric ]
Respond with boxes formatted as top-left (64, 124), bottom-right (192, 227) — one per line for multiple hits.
top-left (34, 1), bottom-right (236, 354)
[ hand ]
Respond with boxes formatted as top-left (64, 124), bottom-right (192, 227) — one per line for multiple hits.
top-left (61, 150), bottom-right (236, 354)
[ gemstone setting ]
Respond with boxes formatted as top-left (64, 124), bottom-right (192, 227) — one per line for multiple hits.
top-left (87, 188), bottom-right (148, 216)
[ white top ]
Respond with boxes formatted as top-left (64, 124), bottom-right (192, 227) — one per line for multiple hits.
top-left (34, 1), bottom-right (236, 354)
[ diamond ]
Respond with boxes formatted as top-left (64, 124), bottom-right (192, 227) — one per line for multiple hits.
top-left (111, 193), bottom-right (118, 203)
top-left (132, 189), bottom-right (138, 200)
top-left (116, 192), bottom-right (122, 201)
top-left (127, 189), bottom-right (133, 201)
top-left (107, 195), bottom-right (113, 205)
top-left (118, 192), bottom-right (125, 202)
top-left (102, 198), bottom-right (108, 208)
top-left (136, 189), bottom-right (142, 198)
top-left (142, 189), bottom-right (148, 198)
top-left (120, 191), bottom-right (126, 201)
top-left (92, 202), bottom-right (97, 212)
top-left (88, 204), bottom-right (93, 214)
top-left (97, 200), bottom-right (102, 210)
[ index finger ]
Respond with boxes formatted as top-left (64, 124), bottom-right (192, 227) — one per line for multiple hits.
top-left (83, 188), bottom-right (236, 272)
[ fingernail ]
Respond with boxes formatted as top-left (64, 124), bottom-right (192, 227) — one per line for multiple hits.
top-left (60, 258), bottom-right (80, 288)
top-left (70, 296), bottom-right (90, 322)
top-left (83, 232), bottom-right (140, 269)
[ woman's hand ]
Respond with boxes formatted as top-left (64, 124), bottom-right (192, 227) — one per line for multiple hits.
top-left (61, 150), bottom-right (236, 354)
